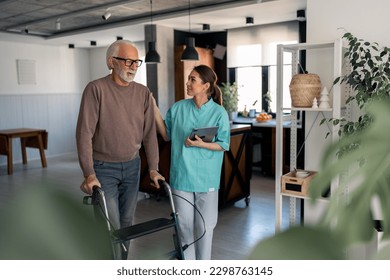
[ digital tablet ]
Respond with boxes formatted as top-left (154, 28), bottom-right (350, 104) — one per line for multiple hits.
top-left (189, 126), bottom-right (218, 142)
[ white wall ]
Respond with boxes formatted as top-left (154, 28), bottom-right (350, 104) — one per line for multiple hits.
top-left (0, 41), bottom-right (90, 94)
top-left (303, 0), bottom-right (390, 250)
top-left (307, 0), bottom-right (390, 47)
top-left (305, 0), bottom-right (390, 168)
top-left (0, 41), bottom-right (90, 168)
top-left (89, 47), bottom-right (110, 81)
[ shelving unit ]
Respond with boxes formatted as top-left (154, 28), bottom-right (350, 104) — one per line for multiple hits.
top-left (274, 39), bottom-right (343, 232)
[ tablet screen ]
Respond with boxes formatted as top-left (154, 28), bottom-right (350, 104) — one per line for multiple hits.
top-left (189, 126), bottom-right (218, 142)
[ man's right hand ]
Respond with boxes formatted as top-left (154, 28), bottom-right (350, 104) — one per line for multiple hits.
top-left (80, 174), bottom-right (101, 195)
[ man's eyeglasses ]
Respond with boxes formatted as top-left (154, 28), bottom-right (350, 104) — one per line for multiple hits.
top-left (113, 57), bottom-right (143, 67)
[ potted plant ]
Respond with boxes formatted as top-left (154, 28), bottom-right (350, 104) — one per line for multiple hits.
top-left (220, 82), bottom-right (238, 120)
top-left (321, 32), bottom-right (390, 156)
top-left (249, 32), bottom-right (390, 260)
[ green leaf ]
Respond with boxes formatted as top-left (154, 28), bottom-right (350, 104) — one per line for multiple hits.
top-left (368, 59), bottom-right (374, 68)
top-left (0, 184), bottom-right (113, 259)
top-left (343, 32), bottom-right (352, 39)
top-left (310, 100), bottom-right (390, 246)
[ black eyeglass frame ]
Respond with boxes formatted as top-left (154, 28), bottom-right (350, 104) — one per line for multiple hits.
top-left (113, 56), bottom-right (143, 67)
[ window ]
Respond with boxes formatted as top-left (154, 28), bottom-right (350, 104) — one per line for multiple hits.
top-left (268, 64), bottom-right (294, 112)
top-left (227, 21), bottom-right (299, 115)
top-left (235, 62), bottom-right (293, 114)
top-left (236, 67), bottom-right (262, 112)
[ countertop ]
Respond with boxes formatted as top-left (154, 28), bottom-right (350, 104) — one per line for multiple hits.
top-left (230, 123), bottom-right (251, 132)
top-left (233, 116), bottom-right (300, 128)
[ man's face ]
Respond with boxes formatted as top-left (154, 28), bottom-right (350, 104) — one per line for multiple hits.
top-left (111, 44), bottom-right (141, 85)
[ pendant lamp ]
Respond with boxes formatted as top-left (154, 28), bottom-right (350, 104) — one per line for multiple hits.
top-left (145, 0), bottom-right (160, 64)
top-left (145, 41), bottom-right (160, 63)
top-left (181, 37), bottom-right (199, 61)
top-left (181, 0), bottom-right (199, 61)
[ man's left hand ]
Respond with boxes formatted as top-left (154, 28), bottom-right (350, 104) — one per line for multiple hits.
top-left (149, 170), bottom-right (165, 189)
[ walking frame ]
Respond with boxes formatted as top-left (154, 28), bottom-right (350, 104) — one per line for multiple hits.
top-left (83, 180), bottom-right (185, 260)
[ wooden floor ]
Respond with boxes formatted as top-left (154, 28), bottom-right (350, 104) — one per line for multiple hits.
top-left (0, 153), bottom-right (299, 260)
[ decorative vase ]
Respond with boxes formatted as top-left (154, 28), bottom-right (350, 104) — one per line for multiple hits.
top-left (228, 111), bottom-right (238, 121)
top-left (289, 73), bottom-right (322, 107)
top-left (312, 97), bottom-right (318, 108)
top-left (319, 87), bottom-right (331, 108)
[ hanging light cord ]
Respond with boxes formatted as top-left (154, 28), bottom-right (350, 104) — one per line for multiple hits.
top-left (150, 0), bottom-right (154, 41)
top-left (150, 0), bottom-right (153, 25)
top-left (188, 0), bottom-right (191, 33)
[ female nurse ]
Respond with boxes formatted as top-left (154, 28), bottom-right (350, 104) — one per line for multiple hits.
top-left (154, 65), bottom-right (230, 260)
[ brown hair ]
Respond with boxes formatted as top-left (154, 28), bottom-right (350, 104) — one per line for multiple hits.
top-left (193, 65), bottom-right (223, 105)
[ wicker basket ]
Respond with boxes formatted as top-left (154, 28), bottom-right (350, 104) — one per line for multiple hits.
top-left (289, 73), bottom-right (322, 107)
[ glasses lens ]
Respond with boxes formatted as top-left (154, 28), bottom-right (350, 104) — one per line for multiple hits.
top-left (135, 60), bottom-right (142, 67)
top-left (123, 59), bottom-right (142, 67)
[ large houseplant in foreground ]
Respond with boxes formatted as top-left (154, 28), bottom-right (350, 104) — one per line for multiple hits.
top-left (249, 33), bottom-right (390, 259)
top-left (314, 32), bottom-right (390, 246)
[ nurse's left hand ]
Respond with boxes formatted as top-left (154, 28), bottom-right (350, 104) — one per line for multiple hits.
top-left (185, 135), bottom-right (204, 147)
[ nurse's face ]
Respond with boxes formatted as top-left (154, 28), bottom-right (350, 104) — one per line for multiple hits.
top-left (186, 70), bottom-right (209, 97)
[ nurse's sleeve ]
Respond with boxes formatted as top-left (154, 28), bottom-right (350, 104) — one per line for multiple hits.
top-left (215, 111), bottom-right (230, 151)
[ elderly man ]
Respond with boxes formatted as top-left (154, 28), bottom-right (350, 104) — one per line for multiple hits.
top-left (76, 40), bottom-right (164, 259)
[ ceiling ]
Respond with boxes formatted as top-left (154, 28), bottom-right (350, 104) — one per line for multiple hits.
top-left (0, 0), bottom-right (306, 48)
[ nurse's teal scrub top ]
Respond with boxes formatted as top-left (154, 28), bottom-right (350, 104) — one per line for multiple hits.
top-left (165, 98), bottom-right (230, 193)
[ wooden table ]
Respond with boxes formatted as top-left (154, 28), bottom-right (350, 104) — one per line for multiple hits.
top-left (0, 128), bottom-right (48, 175)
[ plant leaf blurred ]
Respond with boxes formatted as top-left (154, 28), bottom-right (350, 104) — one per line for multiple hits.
top-left (0, 183), bottom-right (113, 259)
top-left (310, 100), bottom-right (390, 246)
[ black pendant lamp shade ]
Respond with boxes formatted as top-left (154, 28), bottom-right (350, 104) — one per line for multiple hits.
top-left (145, 41), bottom-right (160, 63)
top-left (181, 37), bottom-right (199, 61)
top-left (145, 0), bottom-right (160, 64)
top-left (181, 0), bottom-right (199, 61)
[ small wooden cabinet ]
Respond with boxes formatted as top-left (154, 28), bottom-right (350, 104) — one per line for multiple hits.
top-left (219, 124), bottom-right (251, 209)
